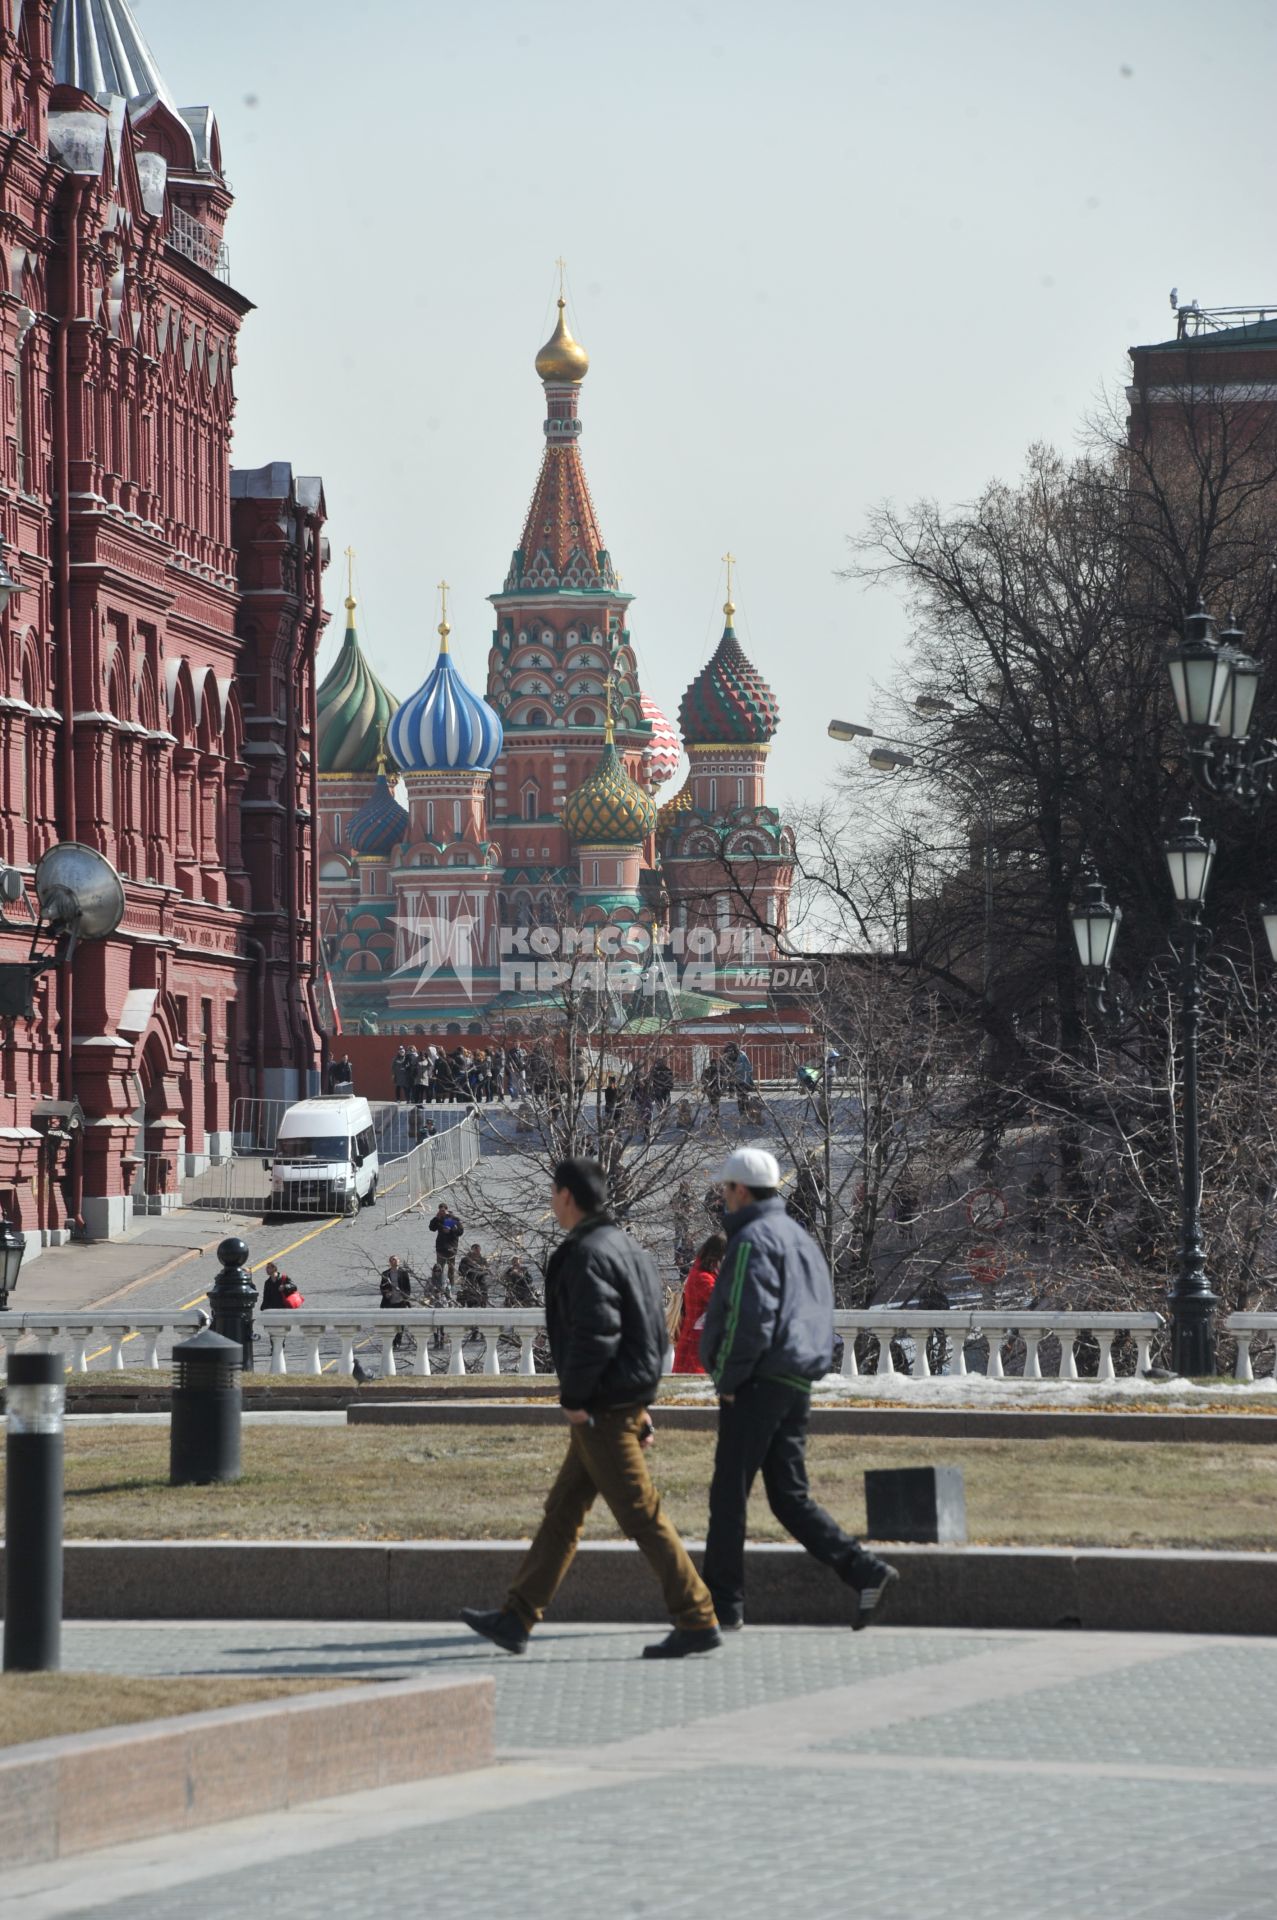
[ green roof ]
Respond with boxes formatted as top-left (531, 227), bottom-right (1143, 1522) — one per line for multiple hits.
top-left (1138, 316), bottom-right (1277, 353)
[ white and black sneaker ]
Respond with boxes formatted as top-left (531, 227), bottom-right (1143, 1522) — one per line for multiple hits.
top-left (846, 1556), bottom-right (900, 1631)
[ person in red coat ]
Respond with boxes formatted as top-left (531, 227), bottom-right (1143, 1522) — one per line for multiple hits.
top-left (672, 1233), bottom-right (727, 1374)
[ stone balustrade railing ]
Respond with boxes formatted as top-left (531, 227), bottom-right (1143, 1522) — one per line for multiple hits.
top-left (1, 1311), bottom-right (207, 1372)
top-left (835, 1310), bottom-right (1164, 1383)
top-left (1224, 1313), bottom-right (1277, 1382)
top-left (0, 1305), bottom-right (1166, 1384)
top-left (255, 1309), bottom-right (543, 1378)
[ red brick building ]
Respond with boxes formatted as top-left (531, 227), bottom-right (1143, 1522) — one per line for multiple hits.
top-left (0, 1), bottom-right (326, 1249)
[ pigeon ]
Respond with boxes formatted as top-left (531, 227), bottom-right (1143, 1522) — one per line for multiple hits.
top-left (352, 1358), bottom-right (369, 1384)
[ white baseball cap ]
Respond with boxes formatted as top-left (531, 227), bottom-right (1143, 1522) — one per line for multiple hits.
top-left (712, 1147), bottom-right (782, 1189)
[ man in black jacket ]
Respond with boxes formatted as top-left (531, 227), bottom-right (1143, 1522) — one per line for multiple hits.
top-left (701, 1147), bottom-right (898, 1632)
top-left (462, 1159), bottom-right (721, 1661)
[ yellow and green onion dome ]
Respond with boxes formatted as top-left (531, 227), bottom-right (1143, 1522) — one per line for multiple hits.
top-left (562, 733), bottom-right (657, 846)
top-left (657, 776), bottom-right (693, 835)
top-left (317, 597), bottom-right (399, 774)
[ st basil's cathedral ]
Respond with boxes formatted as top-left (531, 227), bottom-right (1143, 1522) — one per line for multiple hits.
top-left (317, 299), bottom-right (795, 1028)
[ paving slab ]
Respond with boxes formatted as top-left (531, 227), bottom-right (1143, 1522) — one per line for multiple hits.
top-left (4, 1622), bottom-right (1276, 1920)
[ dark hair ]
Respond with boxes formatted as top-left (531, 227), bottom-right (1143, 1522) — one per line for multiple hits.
top-left (552, 1157), bottom-right (610, 1215)
top-left (697, 1232), bottom-right (727, 1270)
top-left (746, 1184), bottom-right (779, 1201)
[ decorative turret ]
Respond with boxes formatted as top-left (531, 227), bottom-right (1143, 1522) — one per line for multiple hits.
top-left (500, 271), bottom-right (617, 596)
top-left (678, 558), bottom-right (780, 748)
top-left (317, 590), bottom-right (399, 775)
top-left (387, 586), bottom-right (503, 774)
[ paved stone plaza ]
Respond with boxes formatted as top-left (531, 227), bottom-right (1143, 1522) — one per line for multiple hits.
top-left (7, 1623), bottom-right (1276, 1918)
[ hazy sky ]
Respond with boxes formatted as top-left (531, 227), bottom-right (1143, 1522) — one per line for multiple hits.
top-left (136, 0), bottom-right (1274, 809)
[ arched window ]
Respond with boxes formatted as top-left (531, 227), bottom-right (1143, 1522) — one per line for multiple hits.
top-left (527, 708), bottom-right (548, 727)
top-left (576, 706), bottom-right (596, 727)
top-left (523, 787), bottom-right (538, 821)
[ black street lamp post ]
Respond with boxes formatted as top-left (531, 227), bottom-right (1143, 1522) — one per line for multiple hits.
top-left (1072, 599), bottom-right (1277, 1378)
top-left (1071, 818), bottom-right (1220, 1376)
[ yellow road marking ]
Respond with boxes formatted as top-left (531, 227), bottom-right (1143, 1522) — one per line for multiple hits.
top-left (79, 1214), bottom-right (346, 1368)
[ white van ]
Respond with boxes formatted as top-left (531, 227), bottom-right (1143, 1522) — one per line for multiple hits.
top-left (269, 1095), bottom-right (379, 1214)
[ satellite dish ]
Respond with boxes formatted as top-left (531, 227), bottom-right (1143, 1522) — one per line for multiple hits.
top-left (34, 843), bottom-right (125, 943)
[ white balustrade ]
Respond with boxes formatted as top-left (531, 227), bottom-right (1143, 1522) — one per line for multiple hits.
top-left (250, 1307), bottom-right (1166, 1385)
top-left (0, 1305), bottom-right (1168, 1385)
top-left (0, 1311), bottom-right (206, 1373)
top-left (834, 1310), bottom-right (1163, 1384)
top-left (1225, 1313), bottom-right (1277, 1382)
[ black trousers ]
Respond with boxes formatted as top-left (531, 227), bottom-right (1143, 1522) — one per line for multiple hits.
top-left (702, 1377), bottom-right (863, 1622)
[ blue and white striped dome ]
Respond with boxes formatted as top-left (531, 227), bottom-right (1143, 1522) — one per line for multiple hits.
top-left (387, 625), bottom-right (503, 774)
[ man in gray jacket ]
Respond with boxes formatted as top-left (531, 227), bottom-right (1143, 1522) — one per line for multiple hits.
top-left (700, 1147), bottom-right (898, 1632)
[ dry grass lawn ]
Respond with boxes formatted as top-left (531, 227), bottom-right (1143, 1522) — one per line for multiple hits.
top-left (4, 1423), bottom-right (1274, 1550)
top-left (0, 1673), bottom-right (348, 1749)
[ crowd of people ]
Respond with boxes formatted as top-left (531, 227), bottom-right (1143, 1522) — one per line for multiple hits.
top-left (375, 1203), bottom-right (544, 1316)
top-left (391, 1043), bottom-right (530, 1106)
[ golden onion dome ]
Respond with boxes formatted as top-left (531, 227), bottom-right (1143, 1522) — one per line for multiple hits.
top-left (535, 298), bottom-right (590, 385)
top-left (657, 776), bottom-right (693, 835)
top-left (562, 740), bottom-right (656, 847)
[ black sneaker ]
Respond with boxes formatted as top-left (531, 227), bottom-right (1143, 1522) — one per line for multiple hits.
top-left (642, 1626), bottom-right (724, 1659)
top-left (845, 1557), bottom-right (900, 1632)
top-left (460, 1607), bottom-right (529, 1655)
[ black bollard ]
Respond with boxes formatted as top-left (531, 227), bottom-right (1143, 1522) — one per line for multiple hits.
top-left (4, 1350), bottom-right (65, 1671)
top-left (208, 1235), bottom-right (257, 1371)
top-left (170, 1328), bottom-right (242, 1485)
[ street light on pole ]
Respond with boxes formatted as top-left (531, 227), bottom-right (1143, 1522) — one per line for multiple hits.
top-left (1071, 813), bottom-right (1220, 1377)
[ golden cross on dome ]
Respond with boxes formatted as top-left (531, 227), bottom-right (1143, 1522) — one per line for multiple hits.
top-left (374, 725), bottom-right (389, 777)
top-left (722, 551), bottom-right (736, 620)
top-left (344, 544), bottom-right (356, 613)
top-left (603, 669), bottom-right (616, 744)
top-left (555, 256), bottom-right (567, 300)
top-left (437, 579), bottom-right (451, 650)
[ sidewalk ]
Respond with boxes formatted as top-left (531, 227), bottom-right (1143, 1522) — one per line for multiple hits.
top-left (5, 1622), bottom-right (1275, 1919)
top-left (13, 1213), bottom-right (232, 1315)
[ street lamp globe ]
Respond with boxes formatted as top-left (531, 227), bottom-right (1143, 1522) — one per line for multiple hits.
top-left (1164, 813), bottom-right (1215, 906)
top-left (1167, 604), bottom-right (1232, 737)
top-left (1070, 866), bottom-right (1122, 975)
top-left (867, 746), bottom-right (913, 773)
top-left (1215, 620), bottom-right (1260, 742)
top-left (1260, 902), bottom-right (1277, 967)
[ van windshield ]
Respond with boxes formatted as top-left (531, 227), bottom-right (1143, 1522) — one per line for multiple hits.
top-left (275, 1136), bottom-right (349, 1163)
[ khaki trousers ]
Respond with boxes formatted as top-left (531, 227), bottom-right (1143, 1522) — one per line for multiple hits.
top-left (507, 1406), bottom-right (717, 1632)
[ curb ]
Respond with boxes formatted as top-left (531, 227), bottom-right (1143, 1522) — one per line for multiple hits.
top-left (14, 1541), bottom-right (1277, 1635)
top-left (0, 1671), bottom-right (494, 1870)
top-left (344, 1401), bottom-right (1277, 1444)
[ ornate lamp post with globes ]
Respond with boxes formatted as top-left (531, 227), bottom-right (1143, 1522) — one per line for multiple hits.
top-left (1071, 601), bottom-right (1277, 1378)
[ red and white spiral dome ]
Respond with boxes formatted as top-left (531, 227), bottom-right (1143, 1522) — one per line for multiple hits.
top-left (639, 692), bottom-right (681, 790)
